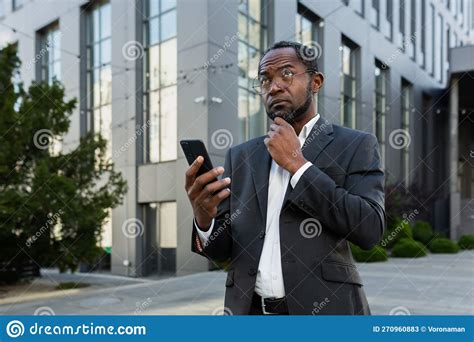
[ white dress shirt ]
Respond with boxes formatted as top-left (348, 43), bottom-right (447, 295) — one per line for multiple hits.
top-left (195, 114), bottom-right (320, 299)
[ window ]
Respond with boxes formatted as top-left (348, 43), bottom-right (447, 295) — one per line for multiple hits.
top-left (238, 0), bottom-right (268, 142)
top-left (430, 3), bottom-right (435, 76)
top-left (0, 0), bottom-right (5, 18)
top-left (340, 39), bottom-right (358, 128)
top-left (142, 0), bottom-right (177, 163)
top-left (371, 0), bottom-right (380, 29)
top-left (410, 0), bottom-right (416, 60)
top-left (437, 14), bottom-right (443, 82)
top-left (374, 61), bottom-right (387, 167)
top-left (401, 80), bottom-right (412, 186)
top-left (12, 0), bottom-right (23, 11)
top-left (399, 0), bottom-right (406, 49)
top-left (38, 23), bottom-right (61, 84)
top-left (295, 7), bottom-right (322, 113)
top-left (84, 1), bottom-right (112, 158)
top-left (159, 201), bottom-right (177, 249)
top-left (385, 0), bottom-right (393, 40)
top-left (421, 0), bottom-right (426, 68)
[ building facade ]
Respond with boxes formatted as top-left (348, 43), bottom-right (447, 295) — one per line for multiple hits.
top-left (1, 0), bottom-right (473, 277)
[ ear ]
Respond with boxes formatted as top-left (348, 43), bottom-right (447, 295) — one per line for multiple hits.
top-left (311, 72), bottom-right (324, 94)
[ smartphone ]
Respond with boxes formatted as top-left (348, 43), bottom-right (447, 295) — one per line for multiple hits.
top-left (180, 140), bottom-right (215, 177)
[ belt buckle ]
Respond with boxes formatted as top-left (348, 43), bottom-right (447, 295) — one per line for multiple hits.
top-left (261, 297), bottom-right (275, 315)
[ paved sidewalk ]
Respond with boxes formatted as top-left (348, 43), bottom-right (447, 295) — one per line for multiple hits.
top-left (0, 251), bottom-right (472, 315)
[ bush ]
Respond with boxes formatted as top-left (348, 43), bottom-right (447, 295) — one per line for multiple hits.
top-left (391, 238), bottom-right (427, 258)
top-left (381, 218), bottom-right (413, 249)
top-left (458, 235), bottom-right (474, 250)
top-left (429, 238), bottom-right (459, 254)
top-left (412, 220), bottom-right (434, 245)
top-left (350, 243), bottom-right (388, 262)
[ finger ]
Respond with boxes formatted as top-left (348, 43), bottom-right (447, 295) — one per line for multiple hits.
top-left (189, 166), bottom-right (225, 196)
top-left (200, 177), bottom-right (231, 197)
top-left (208, 188), bottom-right (231, 207)
top-left (274, 117), bottom-right (290, 127)
top-left (185, 156), bottom-right (204, 189)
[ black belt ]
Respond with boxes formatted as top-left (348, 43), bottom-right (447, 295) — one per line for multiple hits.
top-left (253, 292), bottom-right (289, 315)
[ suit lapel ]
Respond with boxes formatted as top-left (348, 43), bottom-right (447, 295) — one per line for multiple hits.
top-left (249, 138), bottom-right (272, 224)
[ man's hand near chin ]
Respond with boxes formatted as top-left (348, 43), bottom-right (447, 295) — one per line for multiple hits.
top-left (264, 117), bottom-right (308, 175)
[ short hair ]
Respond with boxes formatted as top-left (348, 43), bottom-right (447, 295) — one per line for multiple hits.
top-left (259, 41), bottom-right (320, 74)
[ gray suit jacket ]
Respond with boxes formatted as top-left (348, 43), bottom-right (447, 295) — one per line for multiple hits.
top-left (191, 117), bottom-right (385, 315)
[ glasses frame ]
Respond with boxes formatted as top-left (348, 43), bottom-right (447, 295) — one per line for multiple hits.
top-left (252, 69), bottom-right (317, 95)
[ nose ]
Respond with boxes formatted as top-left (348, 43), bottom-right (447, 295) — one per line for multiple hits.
top-left (267, 78), bottom-right (284, 96)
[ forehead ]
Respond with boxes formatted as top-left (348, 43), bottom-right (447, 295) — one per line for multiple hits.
top-left (259, 47), bottom-right (304, 74)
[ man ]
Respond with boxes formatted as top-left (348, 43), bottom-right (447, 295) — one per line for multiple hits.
top-left (185, 41), bottom-right (385, 315)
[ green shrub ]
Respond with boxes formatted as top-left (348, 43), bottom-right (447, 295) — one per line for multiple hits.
top-left (429, 238), bottom-right (459, 254)
top-left (391, 238), bottom-right (427, 258)
top-left (381, 218), bottom-right (413, 249)
top-left (350, 243), bottom-right (388, 262)
top-left (412, 220), bottom-right (434, 245)
top-left (458, 235), bottom-right (474, 250)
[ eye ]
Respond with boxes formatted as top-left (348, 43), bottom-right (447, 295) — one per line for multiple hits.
top-left (281, 69), bottom-right (294, 78)
top-left (260, 77), bottom-right (270, 86)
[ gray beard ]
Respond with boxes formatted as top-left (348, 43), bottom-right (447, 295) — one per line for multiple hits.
top-left (267, 83), bottom-right (313, 124)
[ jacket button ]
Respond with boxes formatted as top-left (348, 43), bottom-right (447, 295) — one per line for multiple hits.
top-left (248, 268), bottom-right (257, 276)
top-left (259, 231), bottom-right (265, 239)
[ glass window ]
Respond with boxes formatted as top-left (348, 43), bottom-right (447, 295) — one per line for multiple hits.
top-left (39, 23), bottom-right (61, 84)
top-left (295, 9), bottom-right (322, 113)
top-left (159, 202), bottom-right (177, 248)
top-left (238, 0), bottom-right (268, 142)
top-left (385, 0), bottom-right (393, 40)
top-left (143, 0), bottom-right (177, 163)
top-left (401, 80), bottom-right (412, 186)
top-left (340, 40), bottom-right (358, 128)
top-left (374, 62), bottom-right (387, 167)
top-left (85, 1), bottom-right (112, 158)
top-left (12, 0), bottom-right (23, 10)
top-left (371, 0), bottom-right (380, 29)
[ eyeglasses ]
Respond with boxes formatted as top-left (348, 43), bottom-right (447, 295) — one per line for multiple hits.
top-left (252, 68), bottom-right (316, 95)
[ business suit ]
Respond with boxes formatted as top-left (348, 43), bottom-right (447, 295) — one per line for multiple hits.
top-left (191, 116), bottom-right (385, 315)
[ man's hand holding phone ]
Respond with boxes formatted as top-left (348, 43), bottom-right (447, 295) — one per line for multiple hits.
top-left (185, 156), bottom-right (231, 231)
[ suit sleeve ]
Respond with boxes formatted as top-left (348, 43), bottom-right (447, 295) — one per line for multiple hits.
top-left (191, 148), bottom-right (233, 262)
top-left (288, 133), bottom-right (385, 250)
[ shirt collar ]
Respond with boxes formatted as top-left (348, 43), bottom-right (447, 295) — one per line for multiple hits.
top-left (299, 113), bottom-right (320, 141)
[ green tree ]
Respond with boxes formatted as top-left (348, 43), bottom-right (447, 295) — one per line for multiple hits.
top-left (0, 44), bottom-right (127, 276)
